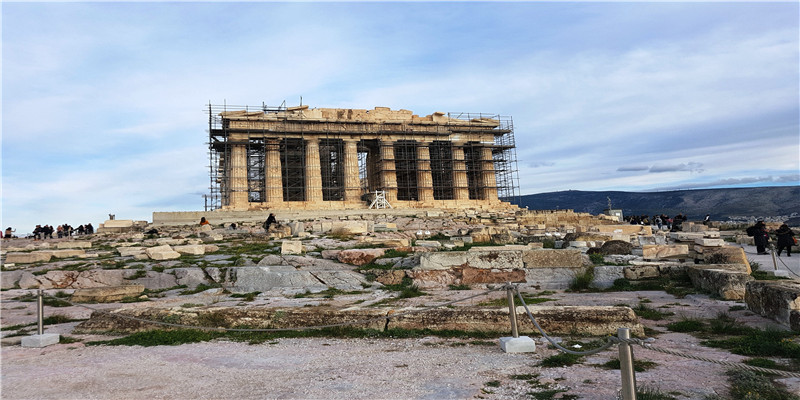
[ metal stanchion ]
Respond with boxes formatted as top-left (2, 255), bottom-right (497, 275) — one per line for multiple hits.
top-left (770, 244), bottom-right (778, 271)
top-left (37, 290), bottom-right (44, 335)
top-left (506, 284), bottom-right (519, 338)
top-left (618, 328), bottom-right (637, 400)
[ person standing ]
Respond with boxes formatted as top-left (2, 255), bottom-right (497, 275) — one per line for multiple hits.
top-left (752, 220), bottom-right (770, 255)
top-left (775, 223), bottom-right (795, 257)
top-left (263, 213), bottom-right (277, 231)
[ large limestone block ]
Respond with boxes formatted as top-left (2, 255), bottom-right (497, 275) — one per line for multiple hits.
top-left (4, 252), bottom-right (52, 264)
top-left (698, 247), bottom-right (750, 271)
top-left (522, 249), bottom-right (583, 268)
top-left (419, 252), bottom-right (467, 270)
top-left (1, 270), bottom-right (25, 289)
top-left (745, 281), bottom-right (800, 331)
top-left (524, 267), bottom-right (584, 290)
top-left (593, 225), bottom-right (652, 235)
top-left (281, 240), bottom-right (304, 255)
top-left (592, 265), bottom-right (626, 289)
top-left (117, 247), bottom-right (146, 257)
top-left (337, 248), bottom-right (386, 266)
top-left (227, 267), bottom-right (325, 292)
top-left (372, 238), bottom-right (409, 247)
top-left (103, 220), bottom-right (134, 228)
top-left (42, 249), bottom-right (86, 259)
top-left (174, 245), bottom-right (206, 256)
top-left (71, 285), bottom-right (145, 303)
top-left (642, 245), bottom-right (689, 260)
top-left (669, 232), bottom-right (705, 242)
top-left (415, 240), bottom-right (442, 248)
top-left (56, 241), bottom-right (92, 249)
top-left (308, 271), bottom-right (370, 291)
top-left (21, 270), bottom-right (128, 289)
top-left (156, 238), bottom-right (185, 246)
top-left (694, 238), bottom-right (725, 247)
top-left (388, 306), bottom-right (644, 337)
top-left (465, 250), bottom-right (523, 269)
top-left (686, 267), bottom-right (753, 300)
top-left (330, 221), bottom-right (369, 236)
top-left (145, 245), bottom-right (181, 260)
top-left (623, 265), bottom-right (661, 280)
top-left (173, 268), bottom-right (211, 287)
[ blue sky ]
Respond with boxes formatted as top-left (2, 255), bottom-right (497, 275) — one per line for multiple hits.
top-left (2, 1), bottom-right (799, 234)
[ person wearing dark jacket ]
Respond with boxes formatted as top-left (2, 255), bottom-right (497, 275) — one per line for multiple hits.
top-left (775, 223), bottom-right (795, 257)
top-left (753, 220), bottom-right (770, 255)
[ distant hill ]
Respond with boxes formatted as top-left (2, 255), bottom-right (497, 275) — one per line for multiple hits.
top-left (515, 186), bottom-right (800, 222)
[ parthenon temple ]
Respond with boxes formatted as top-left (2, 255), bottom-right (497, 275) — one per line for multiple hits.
top-left (207, 103), bottom-right (520, 211)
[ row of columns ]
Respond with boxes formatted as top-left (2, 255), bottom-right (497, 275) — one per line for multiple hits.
top-left (227, 139), bottom-right (496, 208)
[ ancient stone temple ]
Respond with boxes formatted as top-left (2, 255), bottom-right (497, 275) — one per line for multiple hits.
top-left (207, 104), bottom-right (519, 211)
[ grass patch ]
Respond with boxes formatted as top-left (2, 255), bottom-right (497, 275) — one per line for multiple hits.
top-left (448, 284), bottom-right (471, 290)
top-left (666, 318), bottom-right (705, 333)
top-left (484, 380), bottom-right (501, 388)
top-left (381, 277), bottom-right (426, 299)
top-left (568, 266), bottom-right (594, 291)
top-left (635, 386), bottom-right (677, 400)
top-left (726, 369), bottom-right (800, 400)
top-left (728, 305), bottom-right (747, 312)
top-left (703, 328), bottom-right (800, 359)
top-left (633, 303), bottom-right (674, 320)
top-left (382, 249), bottom-right (410, 258)
top-left (124, 270), bottom-right (147, 280)
top-left (180, 283), bottom-right (222, 295)
top-left (539, 352), bottom-right (583, 368)
top-left (600, 358), bottom-right (658, 372)
top-left (59, 335), bottom-right (82, 344)
top-left (529, 389), bottom-right (569, 400)
top-left (1, 322), bottom-right (35, 331)
top-left (229, 291), bottom-right (261, 301)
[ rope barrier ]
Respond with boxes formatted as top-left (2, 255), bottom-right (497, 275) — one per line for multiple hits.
top-left (513, 285), bottom-right (616, 356)
top-left (610, 337), bottom-right (800, 379)
top-left (42, 286), bottom-right (504, 333)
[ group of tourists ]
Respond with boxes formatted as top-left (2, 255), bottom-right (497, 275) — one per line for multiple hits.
top-left (748, 220), bottom-right (796, 257)
top-left (197, 213), bottom-right (278, 233)
top-left (29, 223), bottom-right (94, 240)
top-left (625, 213), bottom-right (687, 232)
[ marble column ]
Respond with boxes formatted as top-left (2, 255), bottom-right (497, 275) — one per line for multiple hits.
top-left (343, 140), bottom-right (361, 203)
top-left (380, 141), bottom-right (398, 203)
top-left (305, 138), bottom-right (324, 203)
top-left (481, 147), bottom-right (498, 201)
top-left (452, 145), bottom-right (469, 201)
top-left (416, 144), bottom-right (433, 203)
top-left (229, 144), bottom-right (249, 209)
top-left (265, 139), bottom-right (283, 203)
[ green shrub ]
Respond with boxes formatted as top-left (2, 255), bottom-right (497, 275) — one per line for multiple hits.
top-left (666, 318), bottom-right (705, 333)
top-left (589, 253), bottom-right (605, 265)
top-left (633, 303), bottom-right (674, 320)
top-left (601, 358), bottom-right (658, 372)
top-left (539, 352), bottom-right (583, 367)
top-left (448, 284), bottom-right (471, 290)
top-left (569, 267), bottom-right (595, 291)
top-left (726, 369), bottom-right (800, 400)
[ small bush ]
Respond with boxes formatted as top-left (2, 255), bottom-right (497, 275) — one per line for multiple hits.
top-left (569, 267), bottom-right (595, 291)
top-left (726, 369), bottom-right (800, 400)
top-left (230, 291), bottom-right (261, 302)
top-left (666, 318), bottom-right (704, 333)
top-left (589, 253), bottom-right (605, 265)
top-left (633, 303), bottom-right (674, 320)
top-left (539, 352), bottom-right (583, 368)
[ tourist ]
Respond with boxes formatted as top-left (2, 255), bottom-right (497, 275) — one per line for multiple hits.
top-left (57, 225), bottom-right (64, 238)
top-left (77, 225), bottom-right (85, 235)
top-left (86, 223), bottom-right (94, 234)
top-left (703, 214), bottom-right (711, 226)
top-left (263, 213), bottom-right (277, 231)
top-left (229, 223), bottom-right (237, 230)
top-left (199, 217), bottom-right (210, 226)
top-left (752, 220), bottom-right (770, 255)
top-left (670, 214), bottom-right (685, 232)
top-left (775, 223), bottom-right (795, 257)
top-left (655, 216), bottom-right (663, 231)
top-left (4, 227), bottom-right (13, 240)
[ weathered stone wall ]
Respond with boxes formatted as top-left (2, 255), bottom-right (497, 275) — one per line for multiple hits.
top-left (745, 281), bottom-right (800, 331)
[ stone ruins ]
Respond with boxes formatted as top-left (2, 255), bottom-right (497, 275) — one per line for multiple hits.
top-left (205, 104), bottom-right (519, 211)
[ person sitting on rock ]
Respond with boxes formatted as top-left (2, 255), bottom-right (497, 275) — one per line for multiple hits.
top-left (199, 217), bottom-right (210, 226)
top-left (263, 213), bottom-right (277, 231)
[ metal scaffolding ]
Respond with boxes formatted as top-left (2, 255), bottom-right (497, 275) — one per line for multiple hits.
top-left (206, 103), bottom-right (520, 210)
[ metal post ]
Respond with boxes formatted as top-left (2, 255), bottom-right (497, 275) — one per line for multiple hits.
top-left (618, 328), bottom-right (637, 400)
top-left (770, 244), bottom-right (778, 271)
top-left (37, 290), bottom-right (44, 335)
top-left (506, 284), bottom-right (519, 338)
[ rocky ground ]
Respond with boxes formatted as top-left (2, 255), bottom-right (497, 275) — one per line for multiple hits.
top-left (1, 216), bottom-right (799, 399)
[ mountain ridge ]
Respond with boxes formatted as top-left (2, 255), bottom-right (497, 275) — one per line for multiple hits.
top-left (514, 186), bottom-right (800, 222)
